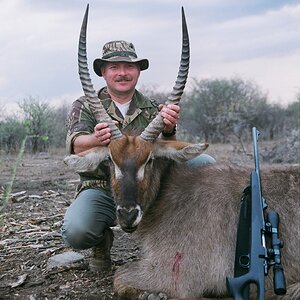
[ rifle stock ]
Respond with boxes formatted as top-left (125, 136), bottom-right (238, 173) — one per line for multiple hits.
top-left (226, 127), bottom-right (286, 299)
top-left (226, 171), bottom-right (266, 299)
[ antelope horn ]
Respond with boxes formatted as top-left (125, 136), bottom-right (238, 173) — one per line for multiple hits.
top-left (140, 7), bottom-right (190, 142)
top-left (78, 4), bottom-right (122, 140)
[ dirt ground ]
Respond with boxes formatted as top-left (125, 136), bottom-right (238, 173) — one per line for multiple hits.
top-left (0, 141), bottom-right (297, 299)
top-left (0, 149), bottom-right (143, 300)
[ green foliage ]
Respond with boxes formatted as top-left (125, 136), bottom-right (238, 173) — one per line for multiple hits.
top-left (0, 97), bottom-right (69, 154)
top-left (18, 97), bottom-right (54, 153)
top-left (0, 83), bottom-right (298, 156)
top-left (50, 103), bottom-right (69, 148)
top-left (0, 115), bottom-right (27, 153)
top-left (180, 77), bottom-right (292, 143)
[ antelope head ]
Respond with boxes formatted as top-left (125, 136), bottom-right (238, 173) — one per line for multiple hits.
top-left (64, 5), bottom-right (208, 232)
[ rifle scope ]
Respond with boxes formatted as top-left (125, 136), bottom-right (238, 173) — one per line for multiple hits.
top-left (267, 211), bottom-right (287, 295)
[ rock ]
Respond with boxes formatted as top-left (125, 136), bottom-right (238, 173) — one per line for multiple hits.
top-left (47, 251), bottom-right (84, 270)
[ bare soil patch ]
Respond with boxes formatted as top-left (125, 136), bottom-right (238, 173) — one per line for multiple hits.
top-left (0, 141), bottom-right (296, 299)
top-left (0, 151), bottom-right (139, 299)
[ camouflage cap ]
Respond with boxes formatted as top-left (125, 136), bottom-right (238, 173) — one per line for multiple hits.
top-left (93, 40), bottom-right (149, 77)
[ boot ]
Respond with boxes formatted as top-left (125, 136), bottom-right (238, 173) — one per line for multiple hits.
top-left (89, 227), bottom-right (114, 272)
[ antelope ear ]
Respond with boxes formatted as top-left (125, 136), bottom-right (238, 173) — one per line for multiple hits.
top-left (153, 140), bottom-right (209, 162)
top-left (64, 147), bottom-right (110, 172)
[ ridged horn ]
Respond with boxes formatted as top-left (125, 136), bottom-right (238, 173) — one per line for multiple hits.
top-left (78, 4), bottom-right (122, 140)
top-left (140, 7), bottom-right (190, 142)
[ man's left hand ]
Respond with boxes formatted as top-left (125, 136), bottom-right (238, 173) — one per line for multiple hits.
top-left (159, 104), bottom-right (180, 133)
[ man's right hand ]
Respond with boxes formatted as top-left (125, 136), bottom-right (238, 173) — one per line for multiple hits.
top-left (73, 121), bottom-right (119, 154)
top-left (94, 123), bottom-right (112, 146)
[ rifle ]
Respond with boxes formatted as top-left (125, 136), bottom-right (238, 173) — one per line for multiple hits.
top-left (226, 127), bottom-right (286, 299)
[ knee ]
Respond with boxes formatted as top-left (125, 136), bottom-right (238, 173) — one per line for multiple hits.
top-left (61, 220), bottom-right (89, 249)
top-left (60, 218), bottom-right (107, 250)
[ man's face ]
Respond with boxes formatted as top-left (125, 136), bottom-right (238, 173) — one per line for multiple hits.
top-left (101, 62), bottom-right (140, 97)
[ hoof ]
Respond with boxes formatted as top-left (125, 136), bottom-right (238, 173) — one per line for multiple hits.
top-left (139, 291), bottom-right (168, 300)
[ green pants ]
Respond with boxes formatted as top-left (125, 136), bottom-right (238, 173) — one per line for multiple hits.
top-left (61, 188), bottom-right (116, 249)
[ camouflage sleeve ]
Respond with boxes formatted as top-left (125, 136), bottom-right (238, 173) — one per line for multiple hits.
top-left (65, 96), bottom-right (97, 154)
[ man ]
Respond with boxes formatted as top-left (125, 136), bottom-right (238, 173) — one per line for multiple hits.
top-left (61, 40), bottom-right (215, 272)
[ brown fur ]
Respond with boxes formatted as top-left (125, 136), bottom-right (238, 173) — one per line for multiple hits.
top-left (65, 137), bottom-right (299, 299)
top-left (112, 161), bottom-right (300, 299)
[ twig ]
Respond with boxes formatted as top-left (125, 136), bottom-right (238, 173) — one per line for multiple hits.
top-left (44, 262), bottom-right (88, 277)
top-left (15, 227), bottom-right (51, 234)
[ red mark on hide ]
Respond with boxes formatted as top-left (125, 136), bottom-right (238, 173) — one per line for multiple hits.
top-left (172, 251), bottom-right (182, 293)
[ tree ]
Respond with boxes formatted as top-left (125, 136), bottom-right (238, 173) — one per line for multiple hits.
top-left (0, 104), bottom-right (5, 119)
top-left (0, 98), bottom-right (70, 154)
top-left (285, 99), bottom-right (300, 132)
top-left (51, 102), bottom-right (70, 148)
top-left (0, 115), bottom-right (27, 153)
top-left (18, 97), bottom-right (55, 153)
top-left (180, 77), bottom-right (270, 145)
top-left (140, 85), bottom-right (168, 105)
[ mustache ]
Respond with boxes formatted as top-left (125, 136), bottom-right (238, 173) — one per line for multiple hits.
top-left (115, 76), bottom-right (132, 82)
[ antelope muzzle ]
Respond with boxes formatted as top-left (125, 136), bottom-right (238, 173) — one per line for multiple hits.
top-left (117, 204), bottom-right (143, 233)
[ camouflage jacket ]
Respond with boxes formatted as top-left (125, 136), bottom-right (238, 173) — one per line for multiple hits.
top-left (66, 87), bottom-right (159, 188)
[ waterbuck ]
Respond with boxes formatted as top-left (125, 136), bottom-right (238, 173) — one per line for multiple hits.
top-left (65, 5), bottom-right (300, 299)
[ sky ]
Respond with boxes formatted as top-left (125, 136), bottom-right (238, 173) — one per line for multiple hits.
top-left (0, 0), bottom-right (299, 115)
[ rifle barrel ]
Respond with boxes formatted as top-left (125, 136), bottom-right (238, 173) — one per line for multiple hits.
top-left (252, 127), bottom-right (261, 179)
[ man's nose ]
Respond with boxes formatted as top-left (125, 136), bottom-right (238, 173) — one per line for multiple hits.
top-left (118, 67), bottom-right (127, 75)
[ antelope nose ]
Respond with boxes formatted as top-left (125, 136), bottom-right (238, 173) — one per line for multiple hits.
top-left (117, 204), bottom-right (143, 232)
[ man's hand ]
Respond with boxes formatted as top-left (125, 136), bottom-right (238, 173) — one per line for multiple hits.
top-left (73, 121), bottom-right (119, 154)
top-left (159, 104), bottom-right (180, 133)
top-left (94, 120), bottom-right (120, 146)
top-left (93, 123), bottom-right (112, 146)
